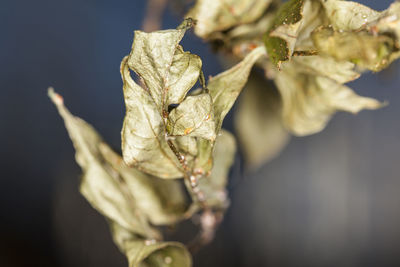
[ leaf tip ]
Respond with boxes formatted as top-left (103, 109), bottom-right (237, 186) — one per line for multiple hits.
top-left (178, 17), bottom-right (197, 30)
top-left (48, 87), bottom-right (64, 106)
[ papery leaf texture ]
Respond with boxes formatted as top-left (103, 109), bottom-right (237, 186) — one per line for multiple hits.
top-left (122, 21), bottom-right (266, 178)
top-left (235, 72), bottom-right (289, 169)
top-left (262, 0), bottom-right (400, 135)
top-left (111, 222), bottom-right (192, 267)
top-left (187, 0), bottom-right (273, 39)
top-left (197, 130), bottom-right (236, 209)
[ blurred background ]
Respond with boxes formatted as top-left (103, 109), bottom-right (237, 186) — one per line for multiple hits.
top-left (1, 0), bottom-right (400, 266)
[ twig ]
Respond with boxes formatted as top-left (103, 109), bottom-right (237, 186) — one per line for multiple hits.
top-left (142, 0), bottom-right (168, 32)
top-left (166, 138), bottom-right (207, 209)
top-left (187, 209), bottom-right (225, 254)
top-left (166, 135), bottom-right (223, 253)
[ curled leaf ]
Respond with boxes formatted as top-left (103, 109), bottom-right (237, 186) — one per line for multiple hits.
top-left (121, 19), bottom-right (206, 179)
top-left (312, 1), bottom-right (400, 71)
top-left (312, 26), bottom-right (394, 71)
top-left (121, 57), bottom-right (183, 179)
top-left (99, 144), bottom-right (188, 226)
top-left (207, 46), bottom-right (267, 132)
top-left (198, 130), bottom-right (236, 209)
top-left (187, 0), bottom-right (273, 39)
top-left (48, 88), bottom-right (160, 239)
top-left (235, 72), bottom-right (289, 169)
top-left (111, 222), bottom-right (192, 267)
top-left (261, 0), bottom-right (400, 135)
top-left (322, 0), bottom-right (381, 31)
top-left (275, 61), bottom-right (383, 135)
top-left (167, 93), bottom-right (216, 141)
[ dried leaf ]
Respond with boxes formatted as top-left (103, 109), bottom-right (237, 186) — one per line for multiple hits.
top-left (312, 1), bottom-right (400, 71)
top-left (121, 19), bottom-right (205, 179)
top-left (322, 0), bottom-right (381, 31)
top-left (198, 130), bottom-right (236, 209)
top-left (261, 0), bottom-right (400, 135)
top-left (121, 57), bottom-right (183, 179)
top-left (167, 93), bottom-right (216, 141)
top-left (207, 46), bottom-right (267, 132)
top-left (187, 0), bottom-right (273, 39)
top-left (99, 144), bottom-right (188, 226)
top-left (312, 26), bottom-right (394, 71)
top-left (111, 222), bottom-right (192, 267)
top-left (235, 72), bottom-right (289, 169)
top-left (275, 61), bottom-right (383, 135)
top-left (122, 24), bottom-right (265, 179)
top-left (48, 88), bottom-right (160, 239)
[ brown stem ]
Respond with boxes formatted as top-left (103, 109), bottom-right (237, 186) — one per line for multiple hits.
top-left (142, 0), bottom-right (168, 32)
top-left (293, 50), bottom-right (318, 56)
top-left (166, 136), bottom-right (223, 252)
top-left (187, 209), bottom-right (225, 254)
top-left (166, 138), bottom-right (207, 209)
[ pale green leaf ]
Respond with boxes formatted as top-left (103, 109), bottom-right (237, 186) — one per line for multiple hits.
top-left (322, 0), bottom-right (381, 31)
top-left (187, 0), bottom-right (273, 38)
top-left (207, 46), bottom-right (267, 132)
top-left (312, 1), bottom-right (400, 71)
top-left (312, 26), bottom-right (395, 71)
top-left (122, 19), bottom-right (204, 179)
top-left (198, 130), bottom-right (236, 209)
top-left (122, 20), bottom-right (265, 179)
top-left (167, 93), bottom-right (216, 141)
top-left (127, 20), bottom-right (200, 110)
top-left (48, 88), bottom-right (159, 239)
top-left (121, 57), bottom-right (183, 179)
top-left (99, 144), bottom-right (188, 226)
top-left (289, 55), bottom-right (360, 83)
top-left (111, 222), bottom-right (192, 267)
top-left (235, 72), bottom-right (289, 169)
top-left (275, 61), bottom-right (383, 135)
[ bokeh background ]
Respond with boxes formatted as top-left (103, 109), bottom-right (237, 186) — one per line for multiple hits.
top-left (1, 0), bottom-right (400, 266)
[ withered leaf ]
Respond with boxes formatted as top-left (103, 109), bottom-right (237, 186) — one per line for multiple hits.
top-left (198, 130), bottom-right (236, 209)
top-left (187, 0), bottom-right (273, 39)
top-left (275, 60), bottom-right (383, 135)
top-left (235, 72), bottom-right (289, 169)
top-left (48, 88), bottom-right (159, 239)
top-left (207, 46), bottom-right (267, 133)
top-left (99, 144), bottom-right (188, 226)
top-left (121, 19), bottom-right (205, 179)
top-left (111, 222), bottom-right (192, 267)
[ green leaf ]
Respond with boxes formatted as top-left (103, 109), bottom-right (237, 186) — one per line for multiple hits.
top-left (235, 72), bottom-right (289, 169)
top-left (111, 222), bottom-right (192, 267)
top-left (198, 130), bottom-right (236, 209)
top-left (264, 0), bottom-right (305, 67)
top-left (187, 0), bottom-right (273, 39)
top-left (207, 46), bottom-right (267, 132)
top-left (48, 88), bottom-right (160, 239)
top-left (275, 60), bottom-right (383, 135)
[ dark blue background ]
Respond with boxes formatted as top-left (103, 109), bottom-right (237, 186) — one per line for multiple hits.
top-left (1, 0), bottom-right (400, 266)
